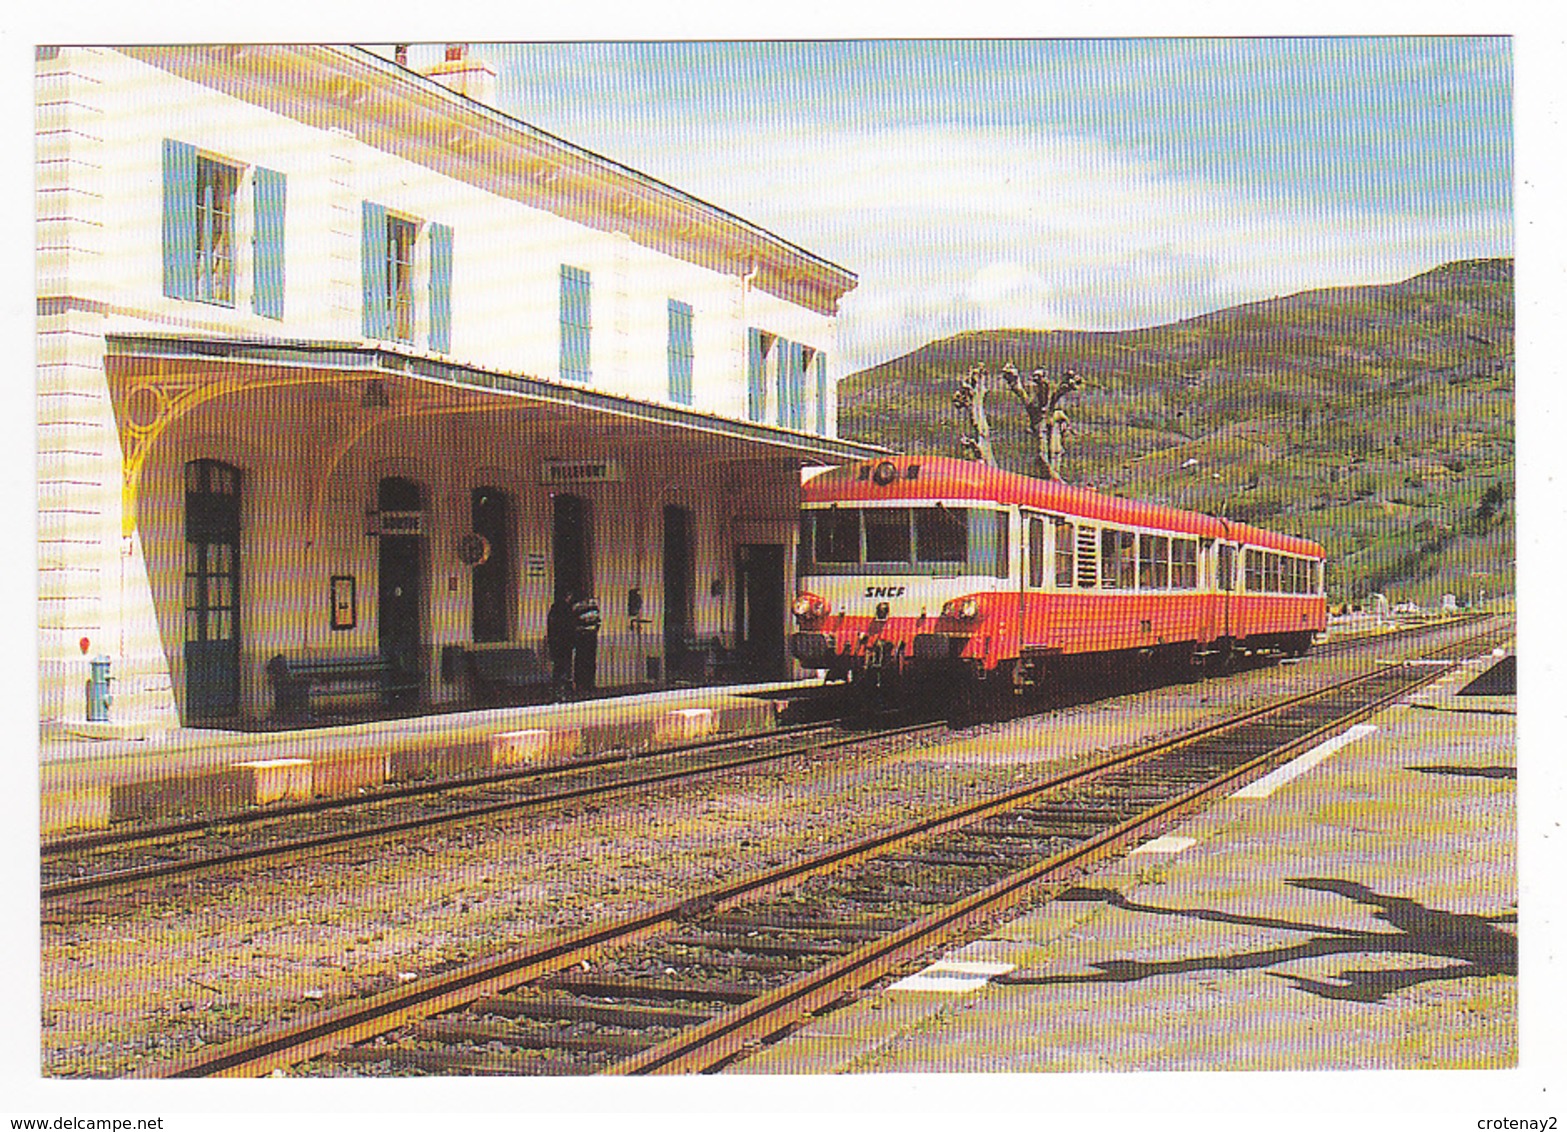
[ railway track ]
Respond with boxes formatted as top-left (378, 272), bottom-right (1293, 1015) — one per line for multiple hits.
top-left (42, 615), bottom-right (1488, 905)
top-left (138, 621), bottom-right (1509, 1079)
top-left (40, 717), bottom-right (941, 903)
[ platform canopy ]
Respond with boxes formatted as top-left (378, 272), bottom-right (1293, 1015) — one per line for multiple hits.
top-left (103, 333), bottom-right (890, 535)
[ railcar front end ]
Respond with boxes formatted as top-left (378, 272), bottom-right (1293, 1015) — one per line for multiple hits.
top-left (789, 492), bottom-right (1016, 688)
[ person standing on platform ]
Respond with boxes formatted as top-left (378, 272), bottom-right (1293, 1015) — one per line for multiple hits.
top-left (547, 589), bottom-right (577, 698)
top-left (571, 592), bottom-right (602, 693)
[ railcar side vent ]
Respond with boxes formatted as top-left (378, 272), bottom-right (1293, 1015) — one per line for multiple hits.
top-left (1076, 525), bottom-right (1098, 588)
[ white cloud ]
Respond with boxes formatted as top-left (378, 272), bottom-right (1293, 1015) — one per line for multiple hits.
top-left (549, 116), bottom-right (1512, 372)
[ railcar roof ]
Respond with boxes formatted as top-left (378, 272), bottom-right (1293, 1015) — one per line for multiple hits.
top-left (805, 456), bottom-right (1324, 558)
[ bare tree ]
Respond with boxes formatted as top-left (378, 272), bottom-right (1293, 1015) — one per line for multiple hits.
top-left (952, 363), bottom-right (998, 466)
top-left (1000, 363), bottom-right (1084, 481)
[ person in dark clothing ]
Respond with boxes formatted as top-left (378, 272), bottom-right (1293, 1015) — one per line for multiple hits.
top-left (571, 593), bottom-right (601, 692)
top-left (546, 590), bottom-right (577, 697)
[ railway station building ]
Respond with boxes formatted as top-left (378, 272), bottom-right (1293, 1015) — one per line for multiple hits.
top-left (37, 44), bottom-right (880, 734)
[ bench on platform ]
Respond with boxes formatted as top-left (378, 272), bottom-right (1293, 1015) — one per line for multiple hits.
top-left (459, 644), bottom-right (555, 703)
top-left (265, 651), bottom-right (421, 722)
top-left (667, 636), bottom-right (738, 684)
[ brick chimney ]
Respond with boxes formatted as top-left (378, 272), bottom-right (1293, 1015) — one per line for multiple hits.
top-left (422, 42), bottom-right (497, 106)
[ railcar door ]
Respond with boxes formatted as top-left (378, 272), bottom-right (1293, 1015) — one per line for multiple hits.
top-left (1021, 509), bottom-right (1050, 647)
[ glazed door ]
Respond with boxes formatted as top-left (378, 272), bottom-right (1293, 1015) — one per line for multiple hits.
top-left (184, 460), bottom-right (242, 721)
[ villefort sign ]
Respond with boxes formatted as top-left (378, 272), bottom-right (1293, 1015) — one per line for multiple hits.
top-left (541, 459), bottom-right (625, 485)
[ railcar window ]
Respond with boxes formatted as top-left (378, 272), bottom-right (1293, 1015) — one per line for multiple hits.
top-left (1101, 529), bottom-right (1122, 589)
top-left (1311, 560), bottom-right (1322, 594)
top-left (1269, 553), bottom-right (1284, 593)
top-left (1218, 544), bottom-right (1235, 592)
top-left (914, 506), bottom-right (968, 564)
top-left (1244, 548), bottom-right (1262, 591)
top-left (816, 510), bottom-right (860, 564)
top-left (1139, 534), bottom-right (1170, 588)
top-left (1100, 529), bottom-right (1136, 589)
top-left (1055, 519), bottom-right (1075, 587)
top-left (864, 507), bottom-right (912, 564)
top-left (1172, 538), bottom-right (1198, 589)
top-left (1027, 516), bottom-right (1046, 587)
top-left (993, 511), bottom-right (1011, 579)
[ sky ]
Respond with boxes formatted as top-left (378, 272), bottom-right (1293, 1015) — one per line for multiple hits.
top-left (394, 38), bottom-right (1513, 374)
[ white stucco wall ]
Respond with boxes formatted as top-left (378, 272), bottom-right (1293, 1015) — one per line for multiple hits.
top-left (37, 45), bottom-right (842, 730)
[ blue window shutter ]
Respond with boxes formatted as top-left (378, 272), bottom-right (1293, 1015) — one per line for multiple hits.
top-left (162, 140), bottom-right (198, 300)
top-left (668, 299), bottom-right (693, 405)
top-left (816, 352), bottom-right (829, 434)
top-left (251, 166), bottom-right (286, 320)
top-left (361, 201), bottom-right (389, 339)
top-left (560, 265), bottom-right (591, 382)
top-left (428, 222), bottom-right (453, 352)
top-left (747, 329), bottom-right (767, 421)
top-left (790, 343), bottom-right (804, 429)
top-left (772, 338), bottom-right (788, 426)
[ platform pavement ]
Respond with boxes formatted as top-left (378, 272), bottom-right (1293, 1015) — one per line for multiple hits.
top-left (735, 653), bottom-right (1517, 1074)
top-left (38, 678), bottom-right (813, 835)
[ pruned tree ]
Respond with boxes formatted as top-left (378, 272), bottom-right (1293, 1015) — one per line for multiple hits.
top-left (954, 360), bottom-right (1085, 480)
top-left (952, 364), bottom-right (998, 466)
top-left (1000, 363), bottom-right (1084, 481)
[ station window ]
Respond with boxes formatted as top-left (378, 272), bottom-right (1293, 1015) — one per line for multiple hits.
top-left (362, 202), bottom-right (452, 351)
top-left (163, 140), bottom-right (287, 318)
top-left (193, 157), bottom-right (237, 304)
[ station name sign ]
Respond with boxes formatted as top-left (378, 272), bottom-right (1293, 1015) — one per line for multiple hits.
top-left (542, 459), bottom-right (624, 485)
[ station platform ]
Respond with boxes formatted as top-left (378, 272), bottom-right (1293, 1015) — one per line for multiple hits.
top-left (38, 678), bottom-right (815, 836)
top-left (736, 652), bottom-right (1518, 1074)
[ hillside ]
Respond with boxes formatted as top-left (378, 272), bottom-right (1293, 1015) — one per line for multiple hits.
top-left (839, 259), bottom-right (1514, 605)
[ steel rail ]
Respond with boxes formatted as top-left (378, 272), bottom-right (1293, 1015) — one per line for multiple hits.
top-left (136, 623), bottom-right (1507, 1079)
top-left (43, 717), bottom-right (843, 859)
top-left (47, 719), bottom-right (938, 902)
top-left (610, 645), bottom-right (1478, 1074)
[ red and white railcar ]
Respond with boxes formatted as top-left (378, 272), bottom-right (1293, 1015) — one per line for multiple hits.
top-left (790, 456), bottom-right (1326, 694)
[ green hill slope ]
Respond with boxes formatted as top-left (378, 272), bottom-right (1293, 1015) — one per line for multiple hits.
top-left (839, 258), bottom-right (1514, 605)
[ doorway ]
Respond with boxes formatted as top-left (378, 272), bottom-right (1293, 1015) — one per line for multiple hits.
top-left (377, 476), bottom-right (425, 698)
top-left (663, 505), bottom-right (694, 677)
top-left (471, 486), bottom-right (512, 642)
top-left (183, 459), bottom-right (242, 721)
top-left (552, 492), bottom-right (592, 602)
top-left (735, 542), bottom-right (786, 680)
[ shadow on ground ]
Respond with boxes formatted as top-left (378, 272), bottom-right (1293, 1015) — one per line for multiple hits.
top-left (995, 878), bottom-right (1515, 1004)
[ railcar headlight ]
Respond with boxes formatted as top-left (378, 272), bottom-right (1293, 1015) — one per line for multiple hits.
top-left (792, 592), bottom-right (829, 621)
top-left (942, 597), bottom-right (982, 621)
